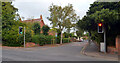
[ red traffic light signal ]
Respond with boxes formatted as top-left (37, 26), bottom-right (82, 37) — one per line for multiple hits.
top-left (98, 23), bottom-right (102, 27)
top-left (98, 23), bottom-right (103, 33)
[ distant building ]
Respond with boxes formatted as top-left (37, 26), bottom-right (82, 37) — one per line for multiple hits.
top-left (20, 15), bottom-right (55, 36)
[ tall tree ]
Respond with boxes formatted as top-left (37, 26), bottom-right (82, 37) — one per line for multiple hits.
top-left (47, 4), bottom-right (79, 44)
top-left (77, 2), bottom-right (120, 46)
top-left (42, 25), bottom-right (50, 35)
top-left (32, 22), bottom-right (40, 35)
top-left (2, 2), bottom-right (26, 46)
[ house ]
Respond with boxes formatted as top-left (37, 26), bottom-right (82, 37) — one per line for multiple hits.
top-left (20, 15), bottom-right (56, 36)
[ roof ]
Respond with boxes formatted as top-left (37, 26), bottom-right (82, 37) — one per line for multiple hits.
top-left (22, 18), bottom-right (41, 22)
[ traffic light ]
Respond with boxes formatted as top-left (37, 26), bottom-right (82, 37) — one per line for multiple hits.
top-left (98, 23), bottom-right (103, 33)
top-left (19, 27), bottom-right (23, 34)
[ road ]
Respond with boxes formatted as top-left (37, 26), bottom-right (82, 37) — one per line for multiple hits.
top-left (2, 42), bottom-right (115, 61)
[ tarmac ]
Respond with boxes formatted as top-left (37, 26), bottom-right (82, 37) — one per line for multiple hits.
top-left (81, 41), bottom-right (118, 61)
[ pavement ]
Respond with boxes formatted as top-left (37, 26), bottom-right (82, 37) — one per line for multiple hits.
top-left (1, 42), bottom-right (116, 61)
top-left (81, 41), bottom-right (118, 61)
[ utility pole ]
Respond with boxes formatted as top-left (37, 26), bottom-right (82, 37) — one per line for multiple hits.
top-left (24, 27), bottom-right (25, 48)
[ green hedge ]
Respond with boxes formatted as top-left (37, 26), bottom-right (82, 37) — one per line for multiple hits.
top-left (45, 35), bottom-right (54, 44)
top-left (63, 38), bottom-right (71, 43)
top-left (56, 36), bottom-right (60, 44)
top-left (55, 37), bottom-right (71, 44)
top-left (32, 35), bottom-right (54, 46)
top-left (25, 30), bottom-right (32, 42)
top-left (32, 35), bottom-right (40, 44)
top-left (32, 35), bottom-right (70, 46)
top-left (2, 26), bottom-right (24, 47)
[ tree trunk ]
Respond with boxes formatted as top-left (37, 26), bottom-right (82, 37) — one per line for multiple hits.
top-left (60, 31), bottom-right (62, 44)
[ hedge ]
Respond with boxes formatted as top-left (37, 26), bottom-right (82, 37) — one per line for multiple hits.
top-left (63, 38), bottom-right (71, 43)
top-left (32, 35), bottom-right (71, 46)
top-left (55, 37), bottom-right (71, 44)
top-left (32, 35), bottom-right (54, 46)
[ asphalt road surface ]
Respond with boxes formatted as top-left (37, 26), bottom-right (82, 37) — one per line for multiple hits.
top-left (2, 42), bottom-right (116, 61)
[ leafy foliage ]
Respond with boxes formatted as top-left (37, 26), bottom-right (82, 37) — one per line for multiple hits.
top-left (32, 22), bottom-right (40, 35)
top-left (32, 35), bottom-right (54, 46)
top-left (77, 2), bottom-right (120, 46)
top-left (2, 2), bottom-right (26, 46)
top-left (47, 4), bottom-right (79, 44)
top-left (42, 25), bottom-right (50, 35)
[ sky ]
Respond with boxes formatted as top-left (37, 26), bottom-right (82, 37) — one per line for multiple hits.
top-left (12, 0), bottom-right (96, 27)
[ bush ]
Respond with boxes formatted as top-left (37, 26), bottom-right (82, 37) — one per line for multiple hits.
top-left (45, 35), bottom-right (54, 44)
top-left (32, 23), bottom-right (40, 35)
top-left (2, 26), bottom-right (24, 47)
top-left (63, 38), bottom-right (71, 43)
top-left (32, 35), bottom-right (40, 44)
top-left (42, 25), bottom-right (50, 35)
top-left (39, 35), bottom-right (46, 46)
top-left (56, 36), bottom-right (60, 44)
top-left (25, 29), bottom-right (33, 42)
top-left (32, 35), bottom-right (54, 46)
top-left (55, 36), bottom-right (71, 44)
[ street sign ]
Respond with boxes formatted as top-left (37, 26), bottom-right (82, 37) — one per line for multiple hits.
top-left (100, 42), bottom-right (105, 52)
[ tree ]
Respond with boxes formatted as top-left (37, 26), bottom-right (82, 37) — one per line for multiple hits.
top-left (2, 2), bottom-right (26, 46)
top-left (47, 4), bottom-right (79, 44)
top-left (42, 25), bottom-right (50, 35)
top-left (77, 2), bottom-right (120, 46)
top-left (32, 22), bottom-right (40, 35)
top-left (76, 30), bottom-right (84, 39)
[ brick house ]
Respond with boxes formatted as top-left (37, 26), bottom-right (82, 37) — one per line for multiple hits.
top-left (20, 15), bottom-right (56, 36)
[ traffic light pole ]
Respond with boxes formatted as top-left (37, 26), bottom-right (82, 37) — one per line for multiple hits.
top-left (104, 27), bottom-right (106, 53)
top-left (98, 23), bottom-right (106, 53)
top-left (24, 27), bottom-right (25, 48)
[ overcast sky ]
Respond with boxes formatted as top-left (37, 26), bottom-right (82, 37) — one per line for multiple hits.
top-left (12, 0), bottom-right (95, 27)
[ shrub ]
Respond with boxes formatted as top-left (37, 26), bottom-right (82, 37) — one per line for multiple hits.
top-left (42, 25), bottom-right (50, 35)
top-left (45, 35), bottom-right (54, 44)
top-left (2, 26), bottom-right (24, 47)
top-left (32, 35), bottom-right (54, 46)
top-left (63, 38), bottom-right (71, 43)
top-left (32, 23), bottom-right (40, 35)
top-left (25, 29), bottom-right (34, 42)
top-left (32, 35), bottom-right (40, 44)
top-left (39, 35), bottom-right (46, 46)
top-left (55, 37), bottom-right (71, 44)
top-left (56, 36), bottom-right (60, 44)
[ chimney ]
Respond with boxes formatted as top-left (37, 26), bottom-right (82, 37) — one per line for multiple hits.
top-left (40, 15), bottom-right (43, 20)
top-left (19, 17), bottom-right (22, 22)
